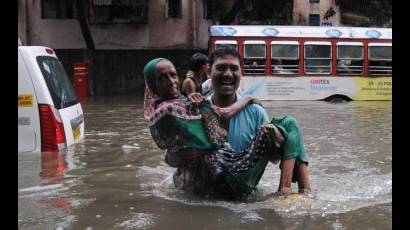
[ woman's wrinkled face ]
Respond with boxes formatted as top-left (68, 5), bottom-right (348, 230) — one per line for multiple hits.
top-left (155, 60), bottom-right (180, 100)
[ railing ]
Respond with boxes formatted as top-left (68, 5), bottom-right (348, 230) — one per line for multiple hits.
top-left (244, 65), bottom-right (266, 74)
top-left (337, 65), bottom-right (363, 75)
top-left (369, 66), bottom-right (392, 76)
top-left (271, 64), bottom-right (299, 74)
top-left (305, 65), bottom-right (332, 74)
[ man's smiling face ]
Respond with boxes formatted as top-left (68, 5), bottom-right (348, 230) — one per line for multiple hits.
top-left (211, 54), bottom-right (241, 96)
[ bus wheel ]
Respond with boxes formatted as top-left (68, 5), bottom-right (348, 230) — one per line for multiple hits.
top-left (323, 94), bottom-right (352, 103)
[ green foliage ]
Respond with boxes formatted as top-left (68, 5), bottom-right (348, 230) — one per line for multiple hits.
top-left (336, 0), bottom-right (391, 26)
top-left (211, 0), bottom-right (293, 25)
top-left (210, 1), bottom-right (236, 22)
top-left (323, 7), bottom-right (336, 20)
top-left (239, 0), bottom-right (293, 24)
top-left (342, 13), bottom-right (371, 26)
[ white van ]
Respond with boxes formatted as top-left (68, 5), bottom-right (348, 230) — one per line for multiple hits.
top-left (18, 46), bottom-right (85, 152)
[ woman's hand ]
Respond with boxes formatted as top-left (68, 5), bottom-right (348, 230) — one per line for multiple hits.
top-left (261, 124), bottom-right (285, 145)
top-left (243, 95), bottom-right (262, 106)
top-left (250, 97), bottom-right (262, 106)
top-left (188, 92), bottom-right (205, 104)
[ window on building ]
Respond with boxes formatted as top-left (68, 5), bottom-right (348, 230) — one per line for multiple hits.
top-left (337, 42), bottom-right (364, 75)
top-left (309, 0), bottom-right (320, 3)
top-left (42, 0), bottom-right (75, 19)
top-left (368, 43), bottom-right (392, 76)
top-left (214, 40), bottom-right (238, 50)
top-left (90, 0), bottom-right (148, 24)
top-left (271, 41), bottom-right (299, 74)
top-left (309, 14), bottom-right (320, 26)
top-left (167, 0), bottom-right (182, 18)
top-left (304, 42), bottom-right (332, 74)
top-left (243, 41), bottom-right (266, 74)
top-left (203, 0), bottom-right (213, 19)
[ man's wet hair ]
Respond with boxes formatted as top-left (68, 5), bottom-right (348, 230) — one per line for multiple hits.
top-left (210, 45), bottom-right (241, 66)
top-left (190, 52), bottom-right (209, 72)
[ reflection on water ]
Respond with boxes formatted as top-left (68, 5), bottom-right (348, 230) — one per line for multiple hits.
top-left (40, 152), bottom-right (67, 182)
top-left (18, 98), bottom-right (392, 229)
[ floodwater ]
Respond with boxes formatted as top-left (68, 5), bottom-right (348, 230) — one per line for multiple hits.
top-left (18, 97), bottom-right (392, 230)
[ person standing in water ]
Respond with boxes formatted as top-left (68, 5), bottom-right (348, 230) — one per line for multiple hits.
top-left (181, 53), bottom-right (209, 103)
top-left (207, 46), bottom-right (312, 196)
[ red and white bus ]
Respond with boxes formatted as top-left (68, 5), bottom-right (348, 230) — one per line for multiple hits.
top-left (209, 25), bottom-right (392, 101)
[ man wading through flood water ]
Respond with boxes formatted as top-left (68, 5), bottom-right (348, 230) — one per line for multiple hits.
top-left (207, 46), bottom-right (312, 196)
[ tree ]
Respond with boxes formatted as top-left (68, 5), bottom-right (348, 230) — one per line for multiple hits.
top-left (323, 7), bottom-right (336, 20)
top-left (215, 0), bottom-right (292, 25)
top-left (219, 0), bottom-right (246, 25)
top-left (336, 0), bottom-right (391, 27)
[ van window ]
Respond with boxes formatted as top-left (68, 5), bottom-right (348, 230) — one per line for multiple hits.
top-left (37, 56), bottom-right (78, 109)
top-left (304, 42), bottom-right (332, 74)
top-left (271, 41), bottom-right (299, 74)
top-left (244, 41), bottom-right (266, 74)
top-left (337, 42), bottom-right (364, 75)
top-left (368, 43), bottom-right (392, 76)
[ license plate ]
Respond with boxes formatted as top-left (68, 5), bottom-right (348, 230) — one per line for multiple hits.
top-left (73, 126), bottom-right (81, 141)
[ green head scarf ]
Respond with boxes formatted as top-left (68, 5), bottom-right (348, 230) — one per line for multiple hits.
top-left (143, 58), bottom-right (165, 93)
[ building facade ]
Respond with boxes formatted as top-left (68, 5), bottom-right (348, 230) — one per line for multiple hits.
top-left (18, 0), bottom-right (212, 49)
top-left (293, 0), bottom-right (341, 26)
top-left (18, 0), bottom-right (214, 96)
top-left (19, 0), bottom-right (388, 96)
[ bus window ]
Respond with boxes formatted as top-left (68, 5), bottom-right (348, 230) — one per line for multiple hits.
top-left (337, 42), bottom-right (364, 76)
top-left (271, 41), bottom-right (299, 74)
top-left (368, 43), bottom-right (392, 76)
top-left (304, 42), bottom-right (332, 74)
top-left (243, 41), bottom-right (266, 74)
top-left (215, 40), bottom-right (238, 50)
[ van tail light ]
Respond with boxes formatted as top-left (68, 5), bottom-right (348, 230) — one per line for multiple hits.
top-left (39, 104), bottom-right (66, 152)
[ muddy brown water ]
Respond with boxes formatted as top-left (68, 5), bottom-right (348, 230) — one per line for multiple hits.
top-left (18, 97), bottom-right (391, 229)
